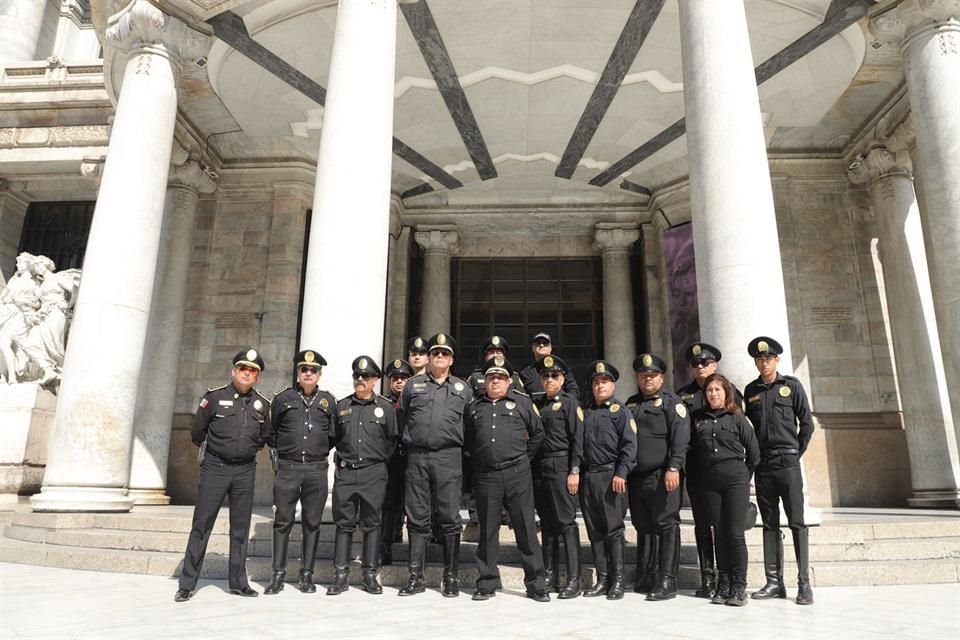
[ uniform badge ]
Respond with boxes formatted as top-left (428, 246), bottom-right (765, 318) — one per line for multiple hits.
top-left (758, 341), bottom-right (769, 353)
top-left (305, 351), bottom-right (315, 363)
top-left (492, 336), bottom-right (500, 346)
top-left (320, 398), bottom-right (329, 409)
top-left (374, 407), bottom-right (384, 418)
top-left (642, 354), bottom-right (653, 367)
top-left (676, 403), bottom-right (687, 418)
top-left (437, 334), bottom-right (447, 345)
top-left (359, 358), bottom-right (368, 370)
top-left (552, 401), bottom-right (562, 411)
top-left (654, 397), bottom-right (663, 407)
top-left (543, 356), bottom-right (554, 368)
top-left (393, 359), bottom-right (402, 368)
top-left (246, 349), bottom-right (257, 361)
top-left (576, 407), bottom-right (584, 421)
top-left (610, 403), bottom-right (620, 413)
top-left (454, 382), bottom-right (464, 392)
top-left (414, 337), bottom-right (424, 348)
top-left (505, 400), bottom-right (516, 410)
top-left (779, 386), bottom-right (791, 397)
top-left (596, 362), bottom-right (605, 374)
top-left (692, 345), bottom-right (702, 356)
top-left (253, 399), bottom-right (263, 411)
top-left (630, 418), bottom-right (638, 433)
top-left (199, 398), bottom-right (208, 409)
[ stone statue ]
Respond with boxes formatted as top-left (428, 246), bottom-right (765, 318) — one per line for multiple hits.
top-left (0, 252), bottom-right (81, 389)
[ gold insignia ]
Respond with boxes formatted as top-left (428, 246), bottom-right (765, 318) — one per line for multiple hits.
top-left (543, 356), bottom-right (554, 368)
top-left (246, 349), bottom-right (257, 361)
top-left (532, 404), bottom-right (540, 416)
top-left (676, 403), bottom-right (687, 418)
top-left (492, 336), bottom-right (500, 346)
top-left (610, 403), bottom-right (620, 413)
top-left (320, 398), bottom-right (329, 409)
top-left (552, 401), bottom-right (562, 411)
top-left (758, 341), bottom-right (769, 353)
top-left (596, 362), bottom-right (605, 373)
top-left (305, 351), bottom-right (315, 363)
top-left (494, 355), bottom-right (505, 367)
top-left (374, 407), bottom-right (384, 418)
top-left (779, 386), bottom-right (791, 397)
top-left (643, 354), bottom-right (653, 367)
top-left (414, 337), bottom-right (424, 348)
top-left (454, 382), bottom-right (464, 392)
top-left (254, 399), bottom-right (263, 411)
top-left (393, 359), bottom-right (402, 368)
top-left (630, 418), bottom-right (638, 433)
top-left (654, 397), bottom-right (663, 407)
top-left (437, 334), bottom-right (447, 345)
top-left (359, 358), bottom-right (368, 370)
top-left (692, 345), bottom-right (702, 356)
top-left (506, 400), bottom-right (516, 410)
top-left (576, 407), bottom-right (584, 421)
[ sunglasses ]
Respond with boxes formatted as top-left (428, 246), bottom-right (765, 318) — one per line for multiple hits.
top-left (236, 365), bottom-right (259, 373)
top-left (352, 373), bottom-right (375, 380)
top-left (429, 350), bottom-right (451, 357)
top-left (693, 361), bottom-right (716, 368)
top-left (541, 372), bottom-right (562, 379)
top-left (299, 366), bottom-right (320, 375)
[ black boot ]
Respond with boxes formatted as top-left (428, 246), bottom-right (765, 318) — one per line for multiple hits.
top-left (606, 536), bottom-right (625, 600)
top-left (583, 541), bottom-right (609, 597)
top-left (326, 530), bottom-right (352, 595)
top-left (441, 534), bottom-right (461, 597)
top-left (361, 530), bottom-right (383, 594)
top-left (380, 511), bottom-right (394, 566)
top-left (398, 533), bottom-right (427, 596)
top-left (793, 529), bottom-right (814, 605)
top-left (264, 530), bottom-right (289, 595)
top-left (298, 529), bottom-right (320, 593)
top-left (694, 527), bottom-right (716, 598)
top-left (647, 526), bottom-right (679, 601)
top-left (557, 527), bottom-right (581, 599)
top-left (633, 533), bottom-right (656, 594)
top-left (711, 571), bottom-right (731, 605)
top-left (752, 529), bottom-right (786, 599)
top-left (542, 535), bottom-right (558, 592)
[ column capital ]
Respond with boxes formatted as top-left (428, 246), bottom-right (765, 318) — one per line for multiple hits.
top-left (80, 154), bottom-right (106, 179)
top-left (870, 0), bottom-right (960, 48)
top-left (169, 158), bottom-right (217, 194)
top-left (104, 0), bottom-right (209, 64)
top-left (883, 113), bottom-right (916, 151)
top-left (847, 145), bottom-right (913, 185)
top-left (414, 225), bottom-right (460, 254)
top-left (593, 223), bottom-right (640, 253)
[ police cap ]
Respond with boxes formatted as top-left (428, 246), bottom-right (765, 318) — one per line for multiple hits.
top-left (407, 336), bottom-right (428, 354)
top-left (482, 355), bottom-right (514, 377)
top-left (351, 355), bottom-right (382, 378)
top-left (748, 336), bottom-right (784, 358)
top-left (481, 335), bottom-right (509, 356)
top-left (535, 354), bottom-right (569, 375)
top-left (428, 332), bottom-right (457, 356)
top-left (531, 332), bottom-right (552, 345)
top-left (633, 352), bottom-right (666, 374)
top-left (233, 347), bottom-right (265, 372)
top-left (294, 349), bottom-right (326, 369)
top-left (384, 358), bottom-right (414, 378)
top-left (685, 342), bottom-right (722, 365)
top-left (588, 359), bottom-right (619, 382)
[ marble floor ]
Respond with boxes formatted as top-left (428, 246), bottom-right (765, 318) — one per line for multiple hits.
top-left (1, 562), bottom-right (958, 639)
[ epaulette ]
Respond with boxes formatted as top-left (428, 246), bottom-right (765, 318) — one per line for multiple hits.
top-left (205, 383), bottom-right (228, 394)
top-left (273, 385), bottom-right (293, 398)
top-left (254, 389), bottom-right (270, 402)
top-left (510, 388), bottom-right (531, 398)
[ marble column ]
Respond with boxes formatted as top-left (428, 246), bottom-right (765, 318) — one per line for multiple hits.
top-left (872, 0), bottom-right (960, 451)
top-left (414, 225), bottom-right (459, 338)
top-left (32, 1), bottom-right (207, 512)
top-left (128, 154), bottom-right (217, 505)
top-left (848, 145), bottom-right (960, 507)
top-left (0, 182), bottom-right (30, 281)
top-left (299, 0), bottom-right (397, 401)
top-left (677, 0), bottom-right (793, 387)
top-left (646, 211), bottom-right (674, 376)
top-left (594, 223), bottom-right (640, 382)
top-left (0, 0), bottom-right (47, 64)
top-left (384, 198), bottom-right (412, 365)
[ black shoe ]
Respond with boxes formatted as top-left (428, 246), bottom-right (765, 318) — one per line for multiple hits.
top-left (472, 588), bottom-right (496, 601)
top-left (326, 566), bottom-right (350, 596)
top-left (398, 574), bottom-right (425, 596)
top-left (228, 586), bottom-right (258, 597)
top-left (752, 578), bottom-right (786, 599)
top-left (796, 582), bottom-right (814, 605)
top-left (264, 570), bottom-right (285, 595)
top-left (557, 576), bottom-right (581, 600)
top-left (441, 533), bottom-right (461, 597)
top-left (361, 569), bottom-right (383, 595)
top-left (726, 586), bottom-right (748, 607)
top-left (646, 577), bottom-right (677, 601)
top-left (711, 582), bottom-right (731, 605)
top-left (526, 589), bottom-right (550, 602)
top-left (174, 589), bottom-right (193, 603)
top-left (606, 537), bottom-right (625, 600)
top-left (298, 570), bottom-right (317, 594)
top-left (582, 574), bottom-right (609, 598)
top-left (442, 573), bottom-right (460, 597)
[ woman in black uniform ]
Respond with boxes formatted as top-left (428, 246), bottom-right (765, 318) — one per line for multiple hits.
top-left (689, 373), bottom-right (760, 606)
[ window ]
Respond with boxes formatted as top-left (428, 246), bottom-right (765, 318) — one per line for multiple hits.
top-left (17, 201), bottom-right (95, 270)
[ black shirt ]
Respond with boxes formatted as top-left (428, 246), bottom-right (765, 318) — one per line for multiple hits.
top-left (744, 374), bottom-right (814, 456)
top-left (518, 362), bottom-right (581, 405)
top-left (625, 388), bottom-right (690, 473)
top-left (266, 385), bottom-right (337, 462)
top-left (464, 389), bottom-right (544, 470)
top-left (678, 379), bottom-right (745, 413)
top-left (468, 368), bottom-right (525, 396)
top-left (582, 397), bottom-right (637, 479)
top-left (400, 372), bottom-right (473, 450)
top-left (534, 390), bottom-right (584, 472)
top-left (192, 383), bottom-right (268, 463)
top-left (333, 394), bottom-right (398, 465)
top-left (689, 408), bottom-right (760, 472)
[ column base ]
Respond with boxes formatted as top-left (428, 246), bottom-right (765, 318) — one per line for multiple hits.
top-left (907, 489), bottom-right (960, 509)
top-left (30, 486), bottom-right (134, 512)
top-left (127, 489), bottom-right (171, 506)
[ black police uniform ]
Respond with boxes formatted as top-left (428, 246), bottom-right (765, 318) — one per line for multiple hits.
top-left (531, 355), bottom-right (584, 598)
top-left (580, 360), bottom-right (637, 601)
top-left (625, 352), bottom-right (690, 600)
top-left (465, 357), bottom-right (548, 601)
top-left (263, 349), bottom-right (336, 594)
top-left (688, 406), bottom-right (760, 605)
top-left (177, 348), bottom-right (268, 600)
top-left (380, 358), bottom-right (413, 565)
top-left (744, 336), bottom-right (815, 605)
top-left (398, 332), bottom-right (473, 597)
top-left (328, 356), bottom-right (398, 595)
top-left (519, 362), bottom-right (581, 405)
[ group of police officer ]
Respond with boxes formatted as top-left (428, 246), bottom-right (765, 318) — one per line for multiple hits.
top-left (174, 330), bottom-right (814, 608)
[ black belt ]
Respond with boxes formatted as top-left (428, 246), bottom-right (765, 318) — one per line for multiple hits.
top-left (477, 455), bottom-right (526, 472)
top-left (280, 456), bottom-right (328, 465)
top-left (209, 453), bottom-right (255, 466)
top-left (338, 459), bottom-right (382, 470)
top-left (540, 451), bottom-right (567, 459)
top-left (585, 462), bottom-right (615, 473)
top-left (407, 445), bottom-right (459, 454)
top-left (762, 448), bottom-right (799, 459)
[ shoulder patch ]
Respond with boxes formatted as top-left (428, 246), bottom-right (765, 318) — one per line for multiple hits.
top-left (199, 398), bottom-right (208, 409)
top-left (629, 417), bottom-right (638, 433)
top-left (675, 403), bottom-right (687, 418)
top-left (576, 406), bottom-right (584, 421)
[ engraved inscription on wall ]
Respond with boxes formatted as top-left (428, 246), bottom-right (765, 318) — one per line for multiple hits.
top-left (810, 306), bottom-right (854, 326)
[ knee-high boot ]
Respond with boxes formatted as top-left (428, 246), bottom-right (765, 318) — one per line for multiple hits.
top-left (606, 536), bottom-right (625, 600)
top-left (647, 526), bottom-right (679, 601)
top-left (793, 529), bottom-right (813, 605)
top-left (398, 533), bottom-right (427, 596)
top-left (361, 529), bottom-right (383, 594)
top-left (582, 541), bottom-right (609, 597)
top-left (326, 530), bottom-right (352, 595)
top-left (298, 529), bottom-right (320, 593)
top-left (542, 535), bottom-right (559, 592)
top-left (694, 526), bottom-right (716, 598)
top-left (558, 527), bottom-right (581, 599)
top-left (441, 534), bottom-right (461, 597)
top-left (752, 529), bottom-right (786, 599)
top-left (264, 530), bottom-right (288, 595)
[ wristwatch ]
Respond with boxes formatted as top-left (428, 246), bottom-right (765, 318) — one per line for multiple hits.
top-left (570, 466), bottom-right (580, 475)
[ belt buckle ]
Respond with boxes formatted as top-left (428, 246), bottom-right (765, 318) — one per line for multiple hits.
top-left (340, 459), bottom-right (346, 468)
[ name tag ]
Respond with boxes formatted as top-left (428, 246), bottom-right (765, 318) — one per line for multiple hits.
top-left (339, 408), bottom-right (352, 417)
top-left (218, 400), bottom-right (234, 407)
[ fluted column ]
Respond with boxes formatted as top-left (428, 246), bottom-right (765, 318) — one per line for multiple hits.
top-left (0, 0), bottom-right (47, 64)
top-left (414, 226), bottom-right (460, 337)
top-left (677, 0), bottom-right (793, 386)
top-left (384, 198), bottom-right (412, 365)
top-left (32, 1), bottom-right (208, 512)
top-left (594, 223), bottom-right (640, 380)
top-left (872, 0), bottom-right (960, 448)
top-left (128, 151), bottom-right (217, 505)
top-left (849, 144), bottom-right (960, 507)
top-left (299, 0), bottom-right (397, 401)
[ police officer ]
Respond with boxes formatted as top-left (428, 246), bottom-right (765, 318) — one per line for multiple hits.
top-left (407, 336), bottom-right (429, 376)
top-left (467, 335), bottom-right (525, 394)
top-left (398, 332), bottom-right (473, 597)
top-left (745, 336), bottom-right (815, 606)
top-left (580, 360), bottom-right (637, 601)
top-left (263, 349), bottom-right (336, 595)
top-left (518, 332), bottom-right (581, 404)
top-left (175, 348), bottom-right (269, 602)
top-left (380, 358), bottom-right (413, 565)
top-left (532, 355), bottom-right (584, 599)
top-left (625, 353), bottom-right (690, 600)
top-left (327, 356), bottom-right (398, 596)
top-left (465, 356), bottom-right (549, 602)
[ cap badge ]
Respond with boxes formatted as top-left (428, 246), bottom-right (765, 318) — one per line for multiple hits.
top-left (494, 355), bottom-right (505, 367)
top-left (692, 345), bottom-right (702, 356)
top-left (359, 358), bottom-right (368, 370)
top-left (374, 407), bottom-right (384, 418)
top-left (643, 354), bottom-right (653, 367)
top-left (543, 356), bottom-right (554, 368)
top-left (305, 351), bottom-right (315, 363)
top-left (596, 362), bottom-right (605, 373)
top-left (414, 337), bottom-right (424, 348)
top-left (393, 359), bottom-right (402, 368)
top-left (492, 336), bottom-right (500, 346)
top-left (779, 386), bottom-right (791, 397)
top-left (758, 341), bottom-right (769, 353)
top-left (246, 349), bottom-right (257, 361)
top-left (437, 334), bottom-right (447, 345)
top-left (505, 401), bottom-right (516, 410)
top-left (552, 401), bottom-right (562, 411)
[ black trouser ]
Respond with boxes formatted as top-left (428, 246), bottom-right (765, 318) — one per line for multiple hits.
top-left (627, 468), bottom-right (681, 534)
top-left (533, 455), bottom-right (579, 537)
top-left (756, 454), bottom-right (806, 532)
top-left (701, 460), bottom-right (752, 589)
top-left (179, 454), bottom-right (256, 591)
top-left (273, 459), bottom-right (329, 536)
top-left (333, 463), bottom-right (388, 533)
top-left (404, 447), bottom-right (463, 536)
top-left (686, 469), bottom-right (717, 536)
top-left (580, 467), bottom-right (627, 543)
top-left (474, 461), bottom-right (545, 592)
top-left (381, 453), bottom-right (406, 541)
